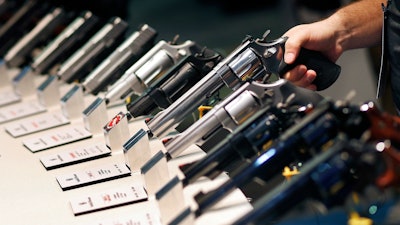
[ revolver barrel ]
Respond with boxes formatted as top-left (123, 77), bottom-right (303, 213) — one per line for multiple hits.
top-left (81, 24), bottom-right (157, 95)
top-left (30, 11), bottom-right (100, 75)
top-left (4, 7), bottom-right (72, 68)
top-left (57, 16), bottom-right (128, 83)
top-left (104, 39), bottom-right (205, 104)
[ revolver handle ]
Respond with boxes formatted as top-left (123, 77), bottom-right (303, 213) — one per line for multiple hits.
top-left (278, 48), bottom-right (341, 91)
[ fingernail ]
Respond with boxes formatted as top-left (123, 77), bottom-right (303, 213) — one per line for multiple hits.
top-left (285, 53), bottom-right (295, 63)
top-left (306, 74), bottom-right (316, 82)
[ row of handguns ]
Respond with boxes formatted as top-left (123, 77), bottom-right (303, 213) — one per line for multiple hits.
top-left (0, 0), bottom-right (338, 154)
top-left (167, 97), bottom-right (400, 224)
top-left (2, 0), bottom-right (399, 224)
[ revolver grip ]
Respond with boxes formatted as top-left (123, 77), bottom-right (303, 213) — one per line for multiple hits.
top-left (278, 48), bottom-right (341, 91)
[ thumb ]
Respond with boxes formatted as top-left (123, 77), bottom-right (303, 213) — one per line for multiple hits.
top-left (283, 38), bottom-right (300, 64)
top-left (284, 51), bottom-right (296, 64)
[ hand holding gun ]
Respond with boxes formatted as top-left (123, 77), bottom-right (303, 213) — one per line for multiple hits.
top-left (145, 30), bottom-right (341, 139)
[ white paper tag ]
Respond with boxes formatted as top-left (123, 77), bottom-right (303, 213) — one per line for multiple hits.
top-left (40, 143), bottom-right (111, 169)
top-left (23, 126), bottom-right (92, 152)
top-left (56, 163), bottom-right (131, 190)
top-left (69, 184), bottom-right (148, 215)
top-left (0, 90), bottom-right (20, 107)
top-left (0, 101), bottom-right (46, 123)
top-left (89, 212), bottom-right (161, 225)
top-left (5, 112), bottom-right (70, 137)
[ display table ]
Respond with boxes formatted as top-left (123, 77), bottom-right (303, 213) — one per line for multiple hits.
top-left (0, 70), bottom-right (252, 225)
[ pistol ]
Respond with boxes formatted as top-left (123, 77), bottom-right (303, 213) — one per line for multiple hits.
top-left (164, 79), bottom-right (324, 159)
top-left (57, 17), bottom-right (128, 83)
top-left (180, 101), bottom-right (309, 187)
top-left (4, 7), bottom-right (74, 68)
top-left (126, 48), bottom-right (223, 119)
top-left (232, 136), bottom-right (381, 225)
top-left (30, 11), bottom-right (100, 75)
top-left (81, 24), bottom-right (157, 95)
top-left (145, 31), bottom-right (341, 139)
top-left (0, 0), bottom-right (51, 56)
top-left (193, 99), bottom-right (364, 216)
top-left (194, 99), bottom-right (400, 217)
top-left (103, 38), bottom-right (208, 104)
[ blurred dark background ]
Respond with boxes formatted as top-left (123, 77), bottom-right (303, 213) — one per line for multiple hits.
top-left (124, 0), bottom-right (342, 53)
top-left (46, 0), bottom-right (343, 53)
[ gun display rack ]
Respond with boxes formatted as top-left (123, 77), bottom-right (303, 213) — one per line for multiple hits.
top-left (1, 1), bottom-right (400, 225)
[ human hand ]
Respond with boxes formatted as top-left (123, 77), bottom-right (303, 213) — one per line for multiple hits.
top-left (282, 21), bottom-right (343, 91)
top-left (283, 64), bottom-right (317, 91)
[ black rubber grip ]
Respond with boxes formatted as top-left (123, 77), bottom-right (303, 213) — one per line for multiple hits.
top-left (278, 48), bottom-right (341, 91)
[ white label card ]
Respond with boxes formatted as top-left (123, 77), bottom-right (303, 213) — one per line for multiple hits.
top-left (40, 143), bottom-right (111, 169)
top-left (56, 162), bottom-right (131, 190)
top-left (90, 212), bottom-right (161, 225)
top-left (69, 184), bottom-right (148, 215)
top-left (0, 90), bottom-right (20, 107)
top-left (23, 126), bottom-right (92, 152)
top-left (5, 112), bottom-right (70, 137)
top-left (0, 101), bottom-right (46, 123)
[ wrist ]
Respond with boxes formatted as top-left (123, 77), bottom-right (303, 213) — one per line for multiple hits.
top-left (325, 13), bottom-right (350, 52)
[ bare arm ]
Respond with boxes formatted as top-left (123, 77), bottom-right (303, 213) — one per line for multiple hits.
top-left (330, 0), bottom-right (384, 51)
top-left (283, 0), bottom-right (384, 89)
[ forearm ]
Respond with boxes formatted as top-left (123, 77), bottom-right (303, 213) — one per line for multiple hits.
top-left (329, 0), bottom-right (384, 51)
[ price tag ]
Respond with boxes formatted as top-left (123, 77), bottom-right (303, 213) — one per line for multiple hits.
top-left (40, 143), bottom-right (111, 169)
top-left (23, 126), bottom-right (92, 152)
top-left (5, 112), bottom-right (70, 137)
top-left (0, 101), bottom-right (46, 124)
top-left (56, 163), bottom-right (131, 190)
top-left (69, 184), bottom-right (148, 215)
